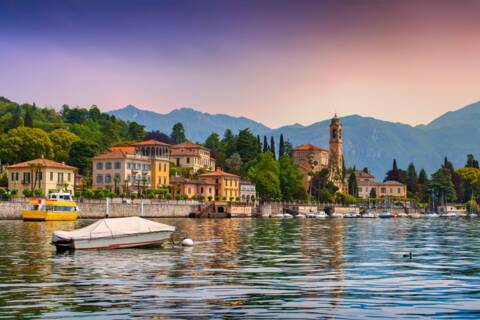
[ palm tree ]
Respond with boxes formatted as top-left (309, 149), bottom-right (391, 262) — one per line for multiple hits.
top-left (28, 163), bottom-right (43, 193)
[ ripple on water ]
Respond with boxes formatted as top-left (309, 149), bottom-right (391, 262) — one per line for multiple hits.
top-left (1, 218), bottom-right (480, 318)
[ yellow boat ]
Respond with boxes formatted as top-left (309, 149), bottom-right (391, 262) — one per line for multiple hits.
top-left (23, 192), bottom-right (80, 221)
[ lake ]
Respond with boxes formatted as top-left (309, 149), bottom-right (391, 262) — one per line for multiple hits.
top-left (1, 218), bottom-right (480, 319)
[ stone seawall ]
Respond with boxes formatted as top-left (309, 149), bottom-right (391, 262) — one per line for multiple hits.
top-left (0, 200), bottom-right (199, 220)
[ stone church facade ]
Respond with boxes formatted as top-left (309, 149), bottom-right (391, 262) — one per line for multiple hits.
top-left (291, 115), bottom-right (345, 192)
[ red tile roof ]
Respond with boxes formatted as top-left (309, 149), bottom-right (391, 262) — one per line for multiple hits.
top-left (134, 139), bottom-right (171, 146)
top-left (172, 141), bottom-right (208, 150)
top-left (170, 177), bottom-right (216, 185)
top-left (6, 158), bottom-right (77, 170)
top-left (93, 150), bottom-right (129, 160)
top-left (198, 168), bottom-right (239, 178)
top-left (292, 144), bottom-right (328, 152)
top-left (109, 146), bottom-right (136, 153)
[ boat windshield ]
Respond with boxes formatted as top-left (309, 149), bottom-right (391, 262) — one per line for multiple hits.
top-left (44, 205), bottom-right (77, 212)
top-left (28, 204), bottom-right (40, 210)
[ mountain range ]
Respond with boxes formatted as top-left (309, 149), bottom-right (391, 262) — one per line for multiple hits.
top-left (108, 101), bottom-right (480, 178)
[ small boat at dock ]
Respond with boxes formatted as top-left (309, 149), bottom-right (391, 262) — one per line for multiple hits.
top-left (23, 192), bottom-right (79, 221)
top-left (52, 217), bottom-right (175, 250)
top-left (379, 211), bottom-right (395, 219)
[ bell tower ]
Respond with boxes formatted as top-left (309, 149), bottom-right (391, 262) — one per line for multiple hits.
top-left (329, 114), bottom-right (344, 187)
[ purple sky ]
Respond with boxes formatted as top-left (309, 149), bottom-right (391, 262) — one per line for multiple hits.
top-left (1, 0), bottom-right (480, 128)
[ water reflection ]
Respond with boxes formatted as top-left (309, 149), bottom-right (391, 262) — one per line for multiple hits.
top-left (0, 218), bottom-right (480, 318)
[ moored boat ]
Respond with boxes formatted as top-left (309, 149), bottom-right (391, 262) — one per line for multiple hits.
top-left (23, 192), bottom-right (79, 221)
top-left (424, 211), bottom-right (439, 218)
top-left (362, 211), bottom-right (378, 218)
top-left (52, 216), bottom-right (175, 250)
top-left (330, 212), bottom-right (344, 218)
top-left (344, 211), bottom-right (360, 218)
top-left (378, 211), bottom-right (395, 219)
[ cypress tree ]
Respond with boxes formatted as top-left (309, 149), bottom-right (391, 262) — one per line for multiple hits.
top-left (256, 135), bottom-right (262, 154)
top-left (279, 134), bottom-right (285, 158)
top-left (24, 106), bottom-right (33, 127)
top-left (263, 136), bottom-right (269, 153)
top-left (270, 136), bottom-right (276, 159)
top-left (348, 171), bottom-right (358, 197)
top-left (406, 162), bottom-right (418, 195)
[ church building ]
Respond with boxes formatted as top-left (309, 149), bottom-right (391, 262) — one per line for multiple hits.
top-left (291, 115), bottom-right (345, 192)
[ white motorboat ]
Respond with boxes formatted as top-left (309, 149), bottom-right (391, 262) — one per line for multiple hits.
top-left (439, 212), bottom-right (457, 218)
top-left (52, 217), bottom-right (175, 250)
top-left (330, 212), bottom-right (344, 218)
top-left (295, 214), bottom-right (306, 219)
top-left (424, 212), bottom-right (439, 218)
top-left (362, 211), bottom-right (378, 218)
top-left (467, 212), bottom-right (478, 217)
top-left (271, 213), bottom-right (284, 218)
top-left (315, 211), bottom-right (327, 218)
top-left (283, 213), bottom-right (293, 218)
top-left (344, 211), bottom-right (360, 218)
top-left (379, 211), bottom-right (395, 219)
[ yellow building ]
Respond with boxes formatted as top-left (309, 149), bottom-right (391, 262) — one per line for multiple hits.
top-left (7, 158), bottom-right (77, 195)
top-left (198, 168), bottom-right (240, 201)
top-left (134, 140), bottom-right (170, 187)
top-left (92, 140), bottom-right (170, 193)
top-left (171, 141), bottom-right (215, 172)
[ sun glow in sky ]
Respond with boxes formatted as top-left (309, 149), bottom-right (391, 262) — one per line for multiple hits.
top-left (1, 0), bottom-right (480, 128)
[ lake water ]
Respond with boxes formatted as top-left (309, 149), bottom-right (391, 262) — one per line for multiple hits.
top-left (1, 218), bottom-right (480, 319)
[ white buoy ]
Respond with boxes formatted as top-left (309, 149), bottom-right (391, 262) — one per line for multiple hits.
top-left (181, 238), bottom-right (194, 247)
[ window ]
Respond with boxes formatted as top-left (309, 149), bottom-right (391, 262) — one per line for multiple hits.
top-left (163, 177), bottom-right (167, 184)
top-left (164, 163), bottom-right (167, 171)
top-left (67, 173), bottom-right (71, 181)
top-left (23, 172), bottom-right (31, 184)
top-left (97, 162), bottom-right (103, 170)
top-left (105, 162), bottom-right (112, 170)
top-left (115, 173), bottom-right (121, 181)
top-left (390, 188), bottom-right (393, 193)
top-left (127, 162), bottom-right (132, 169)
top-left (105, 174), bottom-right (112, 184)
top-left (398, 188), bottom-right (401, 193)
top-left (114, 162), bottom-right (121, 169)
top-left (176, 158), bottom-right (180, 166)
top-left (200, 187), bottom-right (204, 193)
top-left (381, 187), bottom-right (386, 193)
top-left (58, 173), bottom-right (64, 184)
top-left (186, 157), bottom-right (190, 164)
top-left (188, 187), bottom-right (192, 194)
top-left (50, 172), bottom-right (54, 181)
top-left (96, 175), bottom-right (103, 184)
top-left (37, 172), bottom-right (43, 181)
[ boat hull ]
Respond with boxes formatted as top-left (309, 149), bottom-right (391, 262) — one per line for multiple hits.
top-left (23, 210), bottom-right (79, 221)
top-left (53, 231), bottom-right (173, 250)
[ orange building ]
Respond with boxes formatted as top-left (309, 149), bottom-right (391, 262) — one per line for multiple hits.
top-left (170, 177), bottom-right (216, 200)
top-left (198, 168), bottom-right (240, 201)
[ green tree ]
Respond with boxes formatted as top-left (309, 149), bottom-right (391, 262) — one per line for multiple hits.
top-left (0, 127), bottom-right (53, 163)
top-left (429, 167), bottom-right (456, 203)
top-left (222, 129), bottom-right (237, 157)
top-left (384, 159), bottom-right (407, 183)
top-left (24, 105), bottom-right (33, 127)
top-left (170, 122), bottom-right (186, 144)
top-left (67, 141), bottom-right (100, 176)
top-left (279, 134), bottom-right (285, 158)
top-left (262, 135), bottom-right (269, 153)
top-left (279, 155), bottom-right (305, 201)
top-left (369, 187), bottom-right (377, 198)
top-left (236, 128), bottom-right (258, 163)
top-left (418, 168), bottom-right (429, 202)
top-left (270, 136), bottom-right (276, 159)
top-left (49, 129), bottom-right (81, 162)
top-left (406, 162), bottom-right (418, 196)
top-left (466, 154), bottom-right (479, 169)
top-left (225, 153), bottom-right (243, 175)
top-left (127, 122), bottom-right (145, 141)
top-left (310, 168), bottom-right (338, 201)
top-left (348, 171), bottom-right (358, 197)
top-left (247, 152), bottom-right (281, 201)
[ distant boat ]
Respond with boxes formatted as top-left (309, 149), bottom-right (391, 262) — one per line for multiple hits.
top-left (344, 211), bottom-right (360, 218)
top-left (330, 212), bottom-right (344, 218)
top-left (295, 214), bottom-right (306, 219)
top-left (52, 217), bottom-right (175, 250)
top-left (362, 211), bottom-right (378, 218)
top-left (379, 211), bottom-right (395, 219)
top-left (271, 214), bottom-right (284, 219)
top-left (424, 211), bottom-right (439, 218)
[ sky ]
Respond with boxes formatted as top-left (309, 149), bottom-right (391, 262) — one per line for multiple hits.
top-left (1, 0), bottom-right (480, 128)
